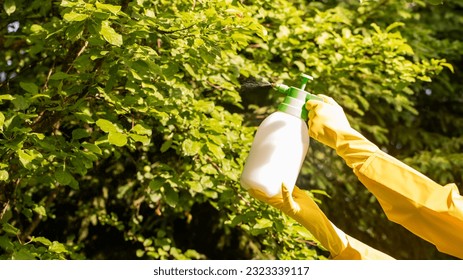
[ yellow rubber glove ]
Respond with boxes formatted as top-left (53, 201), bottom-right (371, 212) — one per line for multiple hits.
top-left (306, 96), bottom-right (463, 259)
top-left (306, 95), bottom-right (379, 169)
top-left (248, 184), bottom-right (394, 259)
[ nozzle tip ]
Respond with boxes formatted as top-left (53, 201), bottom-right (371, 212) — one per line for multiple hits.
top-left (300, 74), bottom-right (314, 81)
top-left (273, 83), bottom-right (290, 94)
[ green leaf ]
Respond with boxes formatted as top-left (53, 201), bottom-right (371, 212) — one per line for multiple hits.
top-left (136, 249), bottom-right (145, 258)
top-left (182, 139), bottom-right (202, 156)
top-left (17, 150), bottom-right (35, 167)
top-left (164, 185), bottom-right (179, 208)
top-left (441, 62), bottom-right (454, 73)
top-left (50, 72), bottom-right (70, 80)
top-left (2, 223), bottom-right (19, 235)
top-left (201, 164), bottom-right (218, 175)
top-left (0, 235), bottom-right (14, 250)
top-left (19, 82), bottom-right (39, 94)
top-left (12, 96), bottom-right (30, 110)
top-left (32, 236), bottom-right (52, 246)
top-left (370, 23), bottom-right (382, 34)
top-left (398, 44), bottom-right (414, 55)
top-left (33, 205), bottom-right (47, 217)
top-left (187, 180), bottom-right (203, 192)
top-left (81, 142), bottom-right (102, 155)
top-left (0, 170), bottom-right (9, 181)
top-left (55, 169), bottom-right (74, 185)
top-left (66, 22), bottom-right (85, 41)
top-left (3, 0), bottom-right (16, 16)
top-left (129, 134), bottom-right (150, 145)
top-left (95, 1), bottom-right (121, 15)
top-left (0, 94), bottom-right (14, 101)
top-left (149, 178), bottom-right (164, 192)
top-left (12, 249), bottom-right (36, 260)
top-left (195, 100), bottom-right (214, 113)
top-left (49, 241), bottom-right (68, 254)
top-left (206, 142), bottom-right (225, 160)
top-left (130, 124), bottom-right (152, 136)
top-left (96, 118), bottom-right (118, 133)
top-left (418, 75), bottom-right (432, 82)
top-left (72, 128), bottom-right (91, 140)
top-left (63, 11), bottom-right (89, 22)
top-left (30, 24), bottom-right (44, 33)
top-left (254, 218), bottom-right (273, 229)
top-left (100, 22), bottom-right (123, 46)
top-left (183, 63), bottom-right (197, 78)
top-left (160, 140), bottom-right (173, 153)
top-left (386, 22), bottom-right (405, 33)
top-left (0, 112), bottom-right (4, 131)
top-left (108, 132), bottom-right (128, 146)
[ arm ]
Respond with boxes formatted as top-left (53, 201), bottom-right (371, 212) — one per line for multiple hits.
top-left (306, 96), bottom-right (463, 259)
top-left (248, 185), bottom-right (394, 259)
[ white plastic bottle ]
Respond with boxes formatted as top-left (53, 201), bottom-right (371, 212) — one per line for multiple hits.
top-left (240, 74), bottom-right (322, 197)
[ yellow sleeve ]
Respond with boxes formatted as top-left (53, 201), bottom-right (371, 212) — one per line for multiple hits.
top-left (248, 186), bottom-right (394, 259)
top-left (333, 235), bottom-right (394, 260)
top-left (355, 151), bottom-right (463, 259)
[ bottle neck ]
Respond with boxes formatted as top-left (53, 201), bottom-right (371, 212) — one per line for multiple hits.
top-left (277, 89), bottom-right (308, 121)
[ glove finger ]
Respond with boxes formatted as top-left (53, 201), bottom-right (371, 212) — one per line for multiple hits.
top-left (308, 107), bottom-right (316, 120)
top-left (305, 99), bottom-right (323, 111)
top-left (281, 183), bottom-right (301, 214)
top-left (317, 94), bottom-right (338, 106)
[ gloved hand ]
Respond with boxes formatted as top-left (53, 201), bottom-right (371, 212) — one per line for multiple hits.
top-left (306, 95), bottom-right (463, 259)
top-left (305, 95), bottom-right (379, 169)
top-left (248, 184), bottom-right (394, 259)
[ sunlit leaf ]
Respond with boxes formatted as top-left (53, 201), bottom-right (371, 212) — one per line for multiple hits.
top-left (100, 21), bottom-right (123, 46)
top-left (49, 242), bottom-right (68, 254)
top-left (95, 2), bottom-right (121, 15)
top-left (33, 205), bottom-right (47, 216)
top-left (32, 237), bottom-right (52, 246)
top-left (108, 132), bottom-right (128, 146)
top-left (182, 139), bottom-right (202, 156)
top-left (63, 11), bottom-right (89, 22)
top-left (3, 0), bottom-right (16, 16)
top-left (0, 170), bottom-right (8, 181)
top-left (96, 119), bottom-right (118, 133)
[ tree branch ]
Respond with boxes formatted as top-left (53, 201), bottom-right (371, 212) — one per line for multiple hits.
top-left (0, 178), bottom-right (20, 221)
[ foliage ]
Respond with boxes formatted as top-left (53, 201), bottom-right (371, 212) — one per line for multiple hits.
top-left (1, 0), bottom-right (461, 260)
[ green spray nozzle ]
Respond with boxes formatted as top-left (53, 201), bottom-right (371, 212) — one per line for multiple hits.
top-left (299, 73), bottom-right (313, 91)
top-left (273, 73), bottom-right (322, 121)
top-left (273, 74), bottom-right (322, 101)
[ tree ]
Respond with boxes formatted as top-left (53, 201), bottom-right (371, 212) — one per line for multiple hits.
top-left (0, 0), bottom-right (461, 260)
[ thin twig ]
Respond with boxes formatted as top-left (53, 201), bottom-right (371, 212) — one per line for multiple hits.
top-left (0, 200), bottom-right (9, 221)
top-left (43, 62), bottom-right (55, 90)
top-left (66, 40), bottom-right (89, 74)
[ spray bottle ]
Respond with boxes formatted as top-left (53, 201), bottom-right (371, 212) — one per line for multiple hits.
top-left (240, 73), bottom-right (322, 197)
